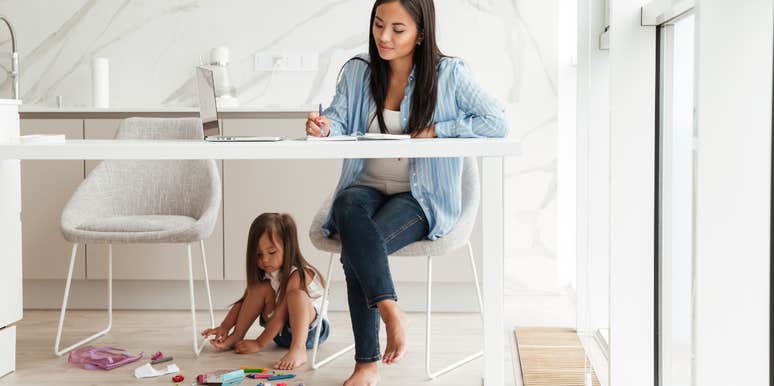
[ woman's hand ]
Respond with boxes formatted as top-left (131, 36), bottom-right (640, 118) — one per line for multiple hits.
top-left (411, 124), bottom-right (437, 138)
top-left (306, 112), bottom-right (331, 137)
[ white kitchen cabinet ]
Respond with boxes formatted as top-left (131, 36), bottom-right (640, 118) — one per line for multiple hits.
top-left (0, 100), bottom-right (21, 378)
top-left (0, 326), bottom-right (15, 378)
top-left (20, 119), bottom-right (86, 279)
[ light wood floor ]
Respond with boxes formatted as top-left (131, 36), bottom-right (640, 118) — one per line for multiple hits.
top-left (1, 310), bottom-right (517, 386)
top-left (515, 328), bottom-right (601, 386)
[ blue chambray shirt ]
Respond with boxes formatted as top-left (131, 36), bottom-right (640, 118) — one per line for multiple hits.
top-left (322, 53), bottom-right (509, 240)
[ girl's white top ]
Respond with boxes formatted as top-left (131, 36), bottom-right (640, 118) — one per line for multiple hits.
top-left (356, 109), bottom-right (411, 195)
top-left (264, 266), bottom-right (326, 314)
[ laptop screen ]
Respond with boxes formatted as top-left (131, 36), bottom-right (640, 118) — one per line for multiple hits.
top-left (196, 66), bottom-right (220, 137)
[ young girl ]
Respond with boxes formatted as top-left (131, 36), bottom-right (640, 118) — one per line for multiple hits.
top-left (201, 213), bottom-right (329, 370)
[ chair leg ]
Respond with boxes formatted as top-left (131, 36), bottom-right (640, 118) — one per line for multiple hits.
top-left (186, 243), bottom-right (212, 356)
top-left (467, 242), bottom-right (485, 319)
top-left (311, 253), bottom-right (355, 370)
top-left (199, 240), bottom-right (216, 328)
top-left (425, 255), bottom-right (433, 377)
top-left (425, 242), bottom-right (484, 379)
top-left (54, 243), bottom-right (113, 356)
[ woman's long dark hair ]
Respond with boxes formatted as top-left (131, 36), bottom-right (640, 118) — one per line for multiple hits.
top-left (367, 0), bottom-right (446, 135)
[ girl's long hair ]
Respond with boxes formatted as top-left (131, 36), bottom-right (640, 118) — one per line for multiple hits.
top-left (366, 0), bottom-right (447, 135)
top-left (241, 213), bottom-right (325, 303)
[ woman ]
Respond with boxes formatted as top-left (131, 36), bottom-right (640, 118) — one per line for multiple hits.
top-left (305, 0), bottom-right (508, 384)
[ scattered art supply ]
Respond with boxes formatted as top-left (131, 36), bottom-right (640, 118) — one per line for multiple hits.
top-left (247, 372), bottom-right (275, 379)
top-left (267, 374), bottom-right (295, 381)
top-left (151, 351), bottom-right (164, 361)
top-left (134, 363), bottom-right (180, 379)
top-left (68, 346), bottom-right (143, 370)
top-left (241, 367), bottom-right (268, 373)
top-left (221, 370), bottom-right (244, 386)
top-left (196, 369), bottom-right (244, 385)
top-left (172, 374), bottom-right (185, 382)
top-left (152, 356), bottom-right (174, 365)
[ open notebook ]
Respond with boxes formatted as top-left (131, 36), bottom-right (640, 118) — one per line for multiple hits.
top-left (306, 133), bottom-right (410, 141)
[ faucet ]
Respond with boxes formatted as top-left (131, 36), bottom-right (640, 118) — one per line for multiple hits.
top-left (0, 16), bottom-right (18, 100)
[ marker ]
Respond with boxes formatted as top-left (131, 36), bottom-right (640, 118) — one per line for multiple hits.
top-left (150, 356), bottom-right (173, 365)
top-left (267, 374), bottom-right (295, 381)
top-left (241, 367), bottom-right (268, 373)
top-left (246, 373), bottom-right (274, 379)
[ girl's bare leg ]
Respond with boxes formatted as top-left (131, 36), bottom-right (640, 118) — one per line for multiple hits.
top-left (274, 288), bottom-right (317, 370)
top-left (214, 281), bottom-right (274, 349)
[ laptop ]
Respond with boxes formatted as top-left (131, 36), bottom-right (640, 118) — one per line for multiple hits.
top-left (195, 66), bottom-right (284, 142)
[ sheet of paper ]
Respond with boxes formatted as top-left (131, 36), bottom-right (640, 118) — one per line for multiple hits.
top-left (357, 133), bottom-right (411, 140)
top-left (306, 135), bottom-right (358, 141)
top-left (134, 363), bottom-right (180, 379)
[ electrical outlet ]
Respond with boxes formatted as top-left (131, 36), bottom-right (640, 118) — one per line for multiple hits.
top-left (254, 51), bottom-right (318, 72)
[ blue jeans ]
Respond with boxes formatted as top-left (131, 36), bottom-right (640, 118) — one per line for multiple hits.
top-left (331, 185), bottom-right (429, 363)
top-left (259, 308), bottom-right (330, 349)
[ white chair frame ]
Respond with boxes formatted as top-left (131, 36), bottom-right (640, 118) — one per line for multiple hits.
top-left (54, 241), bottom-right (215, 356)
top-left (310, 241), bottom-right (484, 379)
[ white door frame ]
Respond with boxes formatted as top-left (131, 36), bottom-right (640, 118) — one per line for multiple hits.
top-left (693, 1), bottom-right (772, 385)
top-left (577, 0), bottom-right (657, 384)
top-left (657, 13), bottom-right (695, 386)
top-left (607, 0), bottom-right (657, 384)
top-left (575, 0), bottom-right (611, 383)
top-left (577, 0), bottom-right (656, 386)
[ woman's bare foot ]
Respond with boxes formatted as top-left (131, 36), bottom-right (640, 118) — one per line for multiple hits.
top-left (343, 362), bottom-right (380, 386)
top-left (274, 346), bottom-right (307, 370)
top-left (378, 301), bottom-right (408, 365)
top-left (234, 339), bottom-right (265, 354)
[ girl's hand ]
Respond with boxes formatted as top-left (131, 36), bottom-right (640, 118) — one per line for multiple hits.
top-left (411, 125), bottom-right (437, 138)
top-left (306, 112), bottom-right (331, 137)
top-left (201, 326), bottom-right (228, 342)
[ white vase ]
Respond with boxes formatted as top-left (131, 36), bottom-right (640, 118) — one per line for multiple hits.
top-left (91, 57), bottom-right (110, 108)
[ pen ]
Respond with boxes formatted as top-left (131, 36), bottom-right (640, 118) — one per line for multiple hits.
top-left (317, 103), bottom-right (324, 137)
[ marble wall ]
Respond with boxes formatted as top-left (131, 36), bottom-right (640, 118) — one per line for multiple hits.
top-left (0, 0), bottom-right (561, 293)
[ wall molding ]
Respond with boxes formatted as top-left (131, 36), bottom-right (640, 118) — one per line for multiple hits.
top-left (23, 279), bottom-right (486, 313)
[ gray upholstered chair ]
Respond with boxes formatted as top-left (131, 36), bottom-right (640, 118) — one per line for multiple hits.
top-left (54, 117), bottom-right (221, 357)
top-left (308, 157), bottom-right (484, 379)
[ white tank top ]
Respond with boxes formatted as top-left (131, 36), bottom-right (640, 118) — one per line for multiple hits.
top-left (356, 109), bottom-right (411, 195)
top-left (264, 266), bottom-right (326, 313)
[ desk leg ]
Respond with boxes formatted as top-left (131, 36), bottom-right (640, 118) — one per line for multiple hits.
top-left (481, 157), bottom-right (505, 386)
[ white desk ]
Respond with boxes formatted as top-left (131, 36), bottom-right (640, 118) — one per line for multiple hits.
top-left (0, 137), bottom-right (520, 385)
